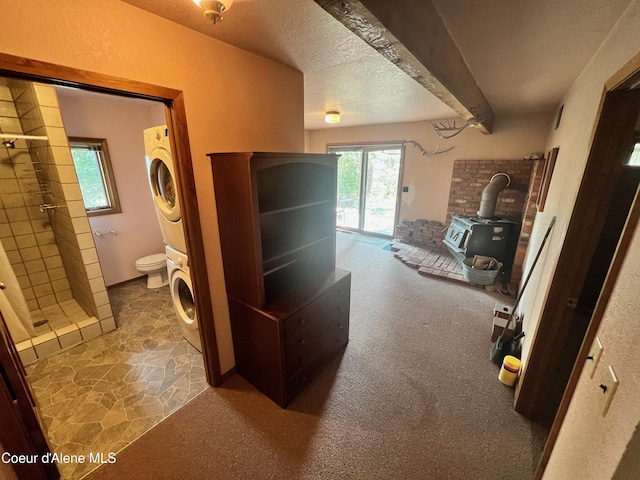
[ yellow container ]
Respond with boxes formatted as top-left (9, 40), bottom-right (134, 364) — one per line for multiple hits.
top-left (498, 355), bottom-right (521, 386)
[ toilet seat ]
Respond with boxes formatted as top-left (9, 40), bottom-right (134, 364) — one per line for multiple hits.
top-left (135, 253), bottom-right (166, 270)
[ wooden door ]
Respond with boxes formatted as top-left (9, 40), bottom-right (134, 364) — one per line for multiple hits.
top-left (515, 88), bottom-right (640, 418)
top-left (0, 312), bottom-right (58, 479)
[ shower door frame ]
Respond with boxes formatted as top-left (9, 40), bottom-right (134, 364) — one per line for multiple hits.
top-left (0, 52), bottom-right (223, 479)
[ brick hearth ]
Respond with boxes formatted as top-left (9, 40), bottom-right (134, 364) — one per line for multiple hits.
top-left (391, 241), bottom-right (501, 290)
top-left (395, 158), bottom-right (545, 290)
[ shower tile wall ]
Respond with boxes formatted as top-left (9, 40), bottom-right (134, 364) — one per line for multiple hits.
top-left (1, 79), bottom-right (115, 335)
top-left (0, 81), bottom-right (72, 313)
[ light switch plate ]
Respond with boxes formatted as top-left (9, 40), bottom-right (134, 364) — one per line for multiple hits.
top-left (600, 365), bottom-right (619, 417)
top-left (586, 336), bottom-right (603, 378)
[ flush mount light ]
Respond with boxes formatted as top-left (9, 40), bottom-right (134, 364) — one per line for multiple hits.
top-left (325, 111), bottom-right (341, 124)
top-left (193, 0), bottom-right (234, 25)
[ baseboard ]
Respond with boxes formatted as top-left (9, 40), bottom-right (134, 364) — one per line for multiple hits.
top-left (106, 275), bottom-right (147, 290)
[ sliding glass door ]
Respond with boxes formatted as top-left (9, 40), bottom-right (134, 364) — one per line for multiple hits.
top-left (330, 144), bottom-right (403, 236)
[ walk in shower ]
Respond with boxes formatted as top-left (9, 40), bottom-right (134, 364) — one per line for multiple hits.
top-left (0, 78), bottom-right (115, 365)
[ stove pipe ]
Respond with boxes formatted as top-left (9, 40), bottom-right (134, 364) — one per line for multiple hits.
top-left (478, 173), bottom-right (511, 219)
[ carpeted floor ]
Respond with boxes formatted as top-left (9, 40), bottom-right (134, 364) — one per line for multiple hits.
top-left (354, 234), bottom-right (389, 245)
top-left (86, 232), bottom-right (547, 480)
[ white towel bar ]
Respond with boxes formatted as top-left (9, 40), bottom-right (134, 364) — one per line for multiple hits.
top-left (95, 229), bottom-right (117, 236)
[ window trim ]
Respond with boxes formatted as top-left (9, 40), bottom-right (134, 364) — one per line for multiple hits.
top-left (68, 137), bottom-right (122, 216)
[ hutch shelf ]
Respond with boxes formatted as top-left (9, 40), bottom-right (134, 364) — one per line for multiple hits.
top-left (209, 152), bottom-right (351, 407)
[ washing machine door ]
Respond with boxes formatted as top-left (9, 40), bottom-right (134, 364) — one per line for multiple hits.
top-left (170, 268), bottom-right (197, 330)
top-left (147, 146), bottom-right (181, 223)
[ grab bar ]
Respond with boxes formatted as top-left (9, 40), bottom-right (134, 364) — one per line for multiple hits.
top-left (95, 229), bottom-right (117, 237)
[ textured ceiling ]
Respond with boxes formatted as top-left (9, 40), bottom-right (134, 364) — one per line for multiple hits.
top-left (119, 0), bottom-right (456, 130)
top-left (433, 0), bottom-right (634, 114)
top-left (120, 0), bottom-right (634, 130)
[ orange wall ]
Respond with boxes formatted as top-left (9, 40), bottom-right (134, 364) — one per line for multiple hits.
top-left (0, 0), bottom-right (305, 375)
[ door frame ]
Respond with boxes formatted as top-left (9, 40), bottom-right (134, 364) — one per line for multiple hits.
top-left (328, 141), bottom-right (405, 238)
top-left (1, 311), bottom-right (57, 479)
top-left (530, 54), bottom-right (640, 478)
top-left (0, 53), bottom-right (223, 479)
top-left (0, 54), bottom-right (222, 379)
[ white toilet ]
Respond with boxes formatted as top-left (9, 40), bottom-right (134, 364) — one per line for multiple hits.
top-left (135, 253), bottom-right (168, 288)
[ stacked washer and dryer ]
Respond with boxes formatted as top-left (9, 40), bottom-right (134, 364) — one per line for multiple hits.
top-left (143, 126), bottom-right (201, 352)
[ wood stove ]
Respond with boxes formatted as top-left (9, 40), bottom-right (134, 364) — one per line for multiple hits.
top-left (443, 216), bottom-right (520, 283)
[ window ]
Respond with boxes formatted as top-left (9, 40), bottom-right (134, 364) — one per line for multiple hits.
top-left (328, 143), bottom-right (403, 236)
top-left (69, 137), bottom-right (121, 216)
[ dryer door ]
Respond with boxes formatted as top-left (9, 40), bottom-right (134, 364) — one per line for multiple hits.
top-left (170, 268), bottom-right (197, 330)
top-left (147, 146), bottom-right (181, 223)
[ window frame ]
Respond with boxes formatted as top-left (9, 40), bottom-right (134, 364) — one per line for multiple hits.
top-left (68, 137), bottom-right (122, 216)
top-left (327, 142), bottom-right (405, 237)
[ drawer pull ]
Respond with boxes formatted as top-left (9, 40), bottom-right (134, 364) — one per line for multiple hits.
top-left (298, 338), bottom-right (306, 346)
top-left (338, 289), bottom-right (344, 295)
top-left (297, 318), bottom-right (305, 325)
top-left (336, 323), bottom-right (343, 329)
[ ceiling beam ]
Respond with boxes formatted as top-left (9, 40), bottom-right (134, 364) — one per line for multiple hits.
top-left (314, 0), bottom-right (494, 134)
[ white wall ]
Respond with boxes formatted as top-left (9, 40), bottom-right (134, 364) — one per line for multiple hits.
top-left (57, 92), bottom-right (165, 286)
top-left (514, 1), bottom-right (640, 478)
top-left (306, 112), bottom-right (551, 224)
top-left (0, 0), bottom-right (304, 376)
top-left (149, 104), bottom-right (166, 128)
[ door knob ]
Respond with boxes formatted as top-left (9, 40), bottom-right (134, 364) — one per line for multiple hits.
top-left (0, 282), bottom-right (5, 290)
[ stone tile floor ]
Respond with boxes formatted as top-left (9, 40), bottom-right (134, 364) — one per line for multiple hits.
top-left (25, 279), bottom-right (207, 479)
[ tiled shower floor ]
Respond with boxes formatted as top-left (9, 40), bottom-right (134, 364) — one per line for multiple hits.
top-left (25, 279), bottom-right (207, 480)
top-left (32, 299), bottom-right (90, 335)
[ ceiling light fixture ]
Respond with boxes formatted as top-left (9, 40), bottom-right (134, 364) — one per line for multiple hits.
top-left (193, 0), bottom-right (234, 25)
top-left (325, 111), bottom-right (341, 124)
